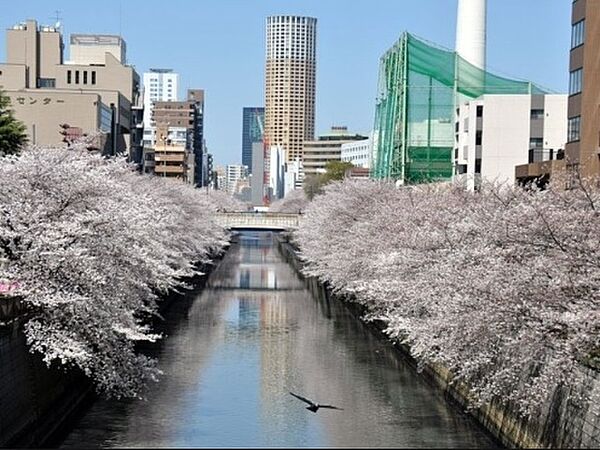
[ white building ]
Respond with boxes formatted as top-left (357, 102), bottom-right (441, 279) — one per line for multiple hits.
top-left (341, 137), bottom-right (372, 168)
top-left (226, 164), bottom-right (248, 194)
top-left (454, 94), bottom-right (567, 190)
top-left (268, 145), bottom-right (286, 201)
top-left (284, 158), bottom-right (303, 194)
top-left (142, 68), bottom-right (179, 146)
top-left (455, 0), bottom-right (487, 70)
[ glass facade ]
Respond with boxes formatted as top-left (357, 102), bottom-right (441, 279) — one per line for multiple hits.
top-left (242, 107), bottom-right (265, 174)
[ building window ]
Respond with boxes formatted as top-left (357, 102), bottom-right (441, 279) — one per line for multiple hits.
top-left (571, 20), bottom-right (585, 49)
top-left (476, 105), bottom-right (483, 118)
top-left (530, 109), bottom-right (545, 119)
top-left (529, 137), bottom-right (543, 149)
top-left (75, 70), bottom-right (80, 84)
top-left (67, 70), bottom-right (72, 84)
top-left (38, 78), bottom-right (56, 88)
top-left (91, 71), bottom-right (96, 85)
top-left (569, 68), bottom-right (582, 95)
top-left (83, 71), bottom-right (88, 84)
top-left (475, 130), bottom-right (482, 146)
top-left (568, 116), bottom-right (581, 142)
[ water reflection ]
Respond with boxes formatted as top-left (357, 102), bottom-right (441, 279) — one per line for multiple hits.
top-left (60, 231), bottom-right (498, 448)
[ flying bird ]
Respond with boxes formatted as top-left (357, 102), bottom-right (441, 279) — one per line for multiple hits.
top-left (289, 392), bottom-right (343, 413)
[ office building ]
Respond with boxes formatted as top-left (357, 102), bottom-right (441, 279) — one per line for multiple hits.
top-left (0, 20), bottom-right (142, 160)
top-left (251, 142), bottom-right (266, 205)
top-left (68, 34), bottom-right (126, 65)
top-left (264, 16), bottom-right (317, 163)
top-left (454, 94), bottom-right (567, 190)
top-left (303, 127), bottom-right (368, 178)
top-left (341, 137), bottom-right (372, 169)
top-left (284, 158), bottom-right (302, 193)
top-left (242, 107), bottom-right (264, 174)
top-left (226, 164), bottom-right (249, 194)
top-left (142, 68), bottom-right (179, 145)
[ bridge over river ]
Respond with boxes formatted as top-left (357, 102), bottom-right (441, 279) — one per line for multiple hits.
top-left (215, 212), bottom-right (301, 231)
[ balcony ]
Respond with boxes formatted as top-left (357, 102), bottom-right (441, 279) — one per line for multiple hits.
top-left (528, 148), bottom-right (565, 164)
top-left (155, 154), bottom-right (185, 162)
top-left (154, 165), bottom-right (185, 174)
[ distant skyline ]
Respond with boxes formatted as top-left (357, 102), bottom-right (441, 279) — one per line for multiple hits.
top-left (1, 1), bottom-right (571, 166)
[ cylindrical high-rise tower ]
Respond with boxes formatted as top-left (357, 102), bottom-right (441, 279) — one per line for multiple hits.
top-left (265, 16), bottom-right (317, 163)
top-left (455, 0), bottom-right (487, 69)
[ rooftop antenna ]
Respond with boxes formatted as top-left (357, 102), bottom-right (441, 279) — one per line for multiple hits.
top-left (119, 0), bottom-right (122, 38)
top-left (52, 10), bottom-right (63, 31)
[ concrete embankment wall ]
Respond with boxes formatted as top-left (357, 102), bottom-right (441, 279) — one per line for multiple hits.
top-left (0, 253), bottom-right (225, 448)
top-left (277, 236), bottom-right (600, 449)
top-left (0, 321), bottom-right (92, 448)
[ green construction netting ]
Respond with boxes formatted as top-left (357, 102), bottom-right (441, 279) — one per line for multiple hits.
top-left (372, 33), bottom-right (547, 182)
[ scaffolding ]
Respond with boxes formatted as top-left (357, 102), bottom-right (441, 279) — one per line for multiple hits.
top-left (371, 32), bottom-right (546, 183)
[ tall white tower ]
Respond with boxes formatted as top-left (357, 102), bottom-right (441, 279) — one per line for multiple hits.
top-left (455, 0), bottom-right (487, 70)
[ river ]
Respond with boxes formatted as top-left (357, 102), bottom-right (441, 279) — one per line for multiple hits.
top-left (59, 231), bottom-right (499, 448)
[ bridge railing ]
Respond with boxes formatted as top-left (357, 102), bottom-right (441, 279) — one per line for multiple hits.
top-left (215, 212), bottom-right (301, 230)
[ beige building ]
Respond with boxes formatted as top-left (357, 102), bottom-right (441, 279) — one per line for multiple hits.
top-left (143, 89), bottom-right (204, 185)
top-left (68, 34), bottom-right (126, 65)
top-left (264, 16), bottom-right (316, 163)
top-left (302, 126), bottom-right (368, 178)
top-left (0, 20), bottom-right (142, 159)
top-left (151, 141), bottom-right (189, 181)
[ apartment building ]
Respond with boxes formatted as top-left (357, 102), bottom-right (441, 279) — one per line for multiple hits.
top-left (144, 89), bottom-right (205, 186)
top-left (454, 94), bottom-right (567, 190)
top-left (264, 16), bottom-right (316, 163)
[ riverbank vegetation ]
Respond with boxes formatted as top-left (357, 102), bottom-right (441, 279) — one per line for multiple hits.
top-left (0, 145), bottom-right (238, 398)
top-left (295, 177), bottom-right (600, 416)
top-left (269, 189), bottom-right (309, 214)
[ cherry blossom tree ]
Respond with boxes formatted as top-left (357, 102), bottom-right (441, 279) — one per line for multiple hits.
top-left (269, 189), bottom-right (309, 214)
top-left (295, 177), bottom-right (600, 416)
top-left (0, 145), bottom-right (229, 398)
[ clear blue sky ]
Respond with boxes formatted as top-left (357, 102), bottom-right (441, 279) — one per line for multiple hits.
top-left (1, 1), bottom-right (571, 166)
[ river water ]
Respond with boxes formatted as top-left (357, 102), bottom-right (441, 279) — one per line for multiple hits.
top-left (60, 231), bottom-right (498, 448)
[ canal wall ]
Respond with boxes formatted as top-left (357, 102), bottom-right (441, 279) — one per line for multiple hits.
top-left (0, 252), bottom-right (226, 448)
top-left (277, 235), bottom-right (600, 449)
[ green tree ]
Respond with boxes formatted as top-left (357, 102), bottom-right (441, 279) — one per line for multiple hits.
top-left (322, 160), bottom-right (354, 183)
top-left (0, 91), bottom-right (27, 156)
top-left (303, 174), bottom-right (325, 200)
top-left (303, 161), bottom-right (354, 200)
